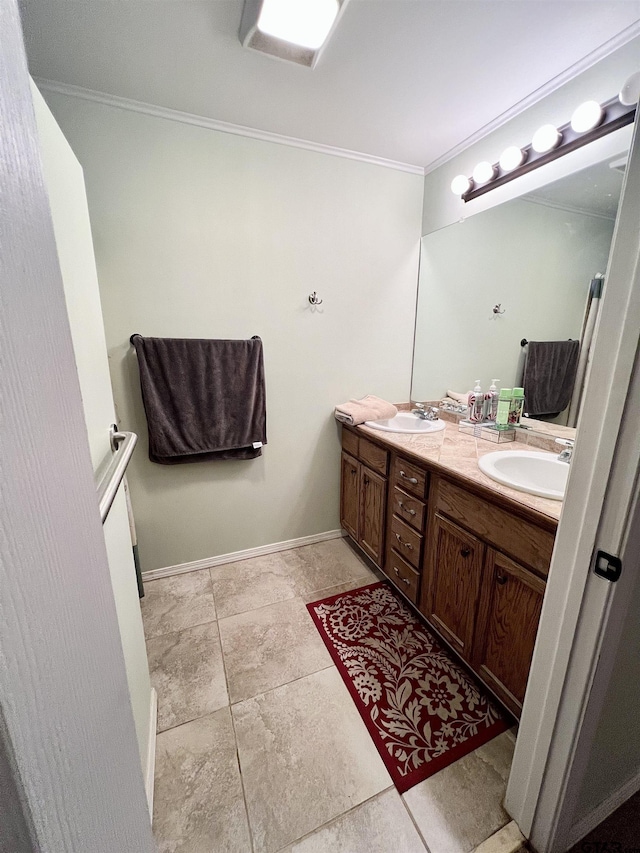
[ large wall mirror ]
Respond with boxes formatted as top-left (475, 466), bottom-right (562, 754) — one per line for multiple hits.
top-left (411, 127), bottom-right (632, 436)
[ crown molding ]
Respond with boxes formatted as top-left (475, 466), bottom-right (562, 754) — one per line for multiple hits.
top-left (33, 77), bottom-right (425, 176)
top-left (423, 21), bottom-right (640, 177)
top-left (522, 195), bottom-right (617, 222)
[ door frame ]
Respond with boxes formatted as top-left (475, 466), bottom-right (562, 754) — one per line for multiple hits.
top-left (505, 105), bottom-right (640, 851)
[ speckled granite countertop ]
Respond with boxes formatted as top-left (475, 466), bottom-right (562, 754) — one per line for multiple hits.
top-left (355, 419), bottom-right (562, 526)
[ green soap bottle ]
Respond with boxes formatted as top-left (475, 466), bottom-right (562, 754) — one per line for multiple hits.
top-left (510, 387), bottom-right (525, 424)
top-left (495, 388), bottom-right (512, 430)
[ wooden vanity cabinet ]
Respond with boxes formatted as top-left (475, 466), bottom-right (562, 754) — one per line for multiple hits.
top-left (340, 452), bottom-right (360, 541)
top-left (473, 549), bottom-right (545, 714)
top-left (339, 427), bottom-right (555, 717)
top-left (339, 430), bottom-right (388, 568)
top-left (423, 513), bottom-right (485, 661)
top-left (421, 474), bottom-right (554, 716)
top-left (359, 466), bottom-right (386, 564)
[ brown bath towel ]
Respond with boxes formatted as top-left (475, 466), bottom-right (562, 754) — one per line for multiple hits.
top-left (523, 340), bottom-right (580, 418)
top-left (132, 334), bottom-right (266, 463)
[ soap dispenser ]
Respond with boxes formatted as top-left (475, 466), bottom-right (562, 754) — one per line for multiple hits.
top-left (468, 380), bottom-right (484, 423)
top-left (486, 379), bottom-right (500, 422)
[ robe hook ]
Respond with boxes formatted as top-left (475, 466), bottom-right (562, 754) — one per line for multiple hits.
top-left (308, 292), bottom-right (323, 305)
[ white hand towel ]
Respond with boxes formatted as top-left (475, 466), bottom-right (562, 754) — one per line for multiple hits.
top-left (334, 395), bottom-right (398, 426)
top-left (447, 389), bottom-right (470, 405)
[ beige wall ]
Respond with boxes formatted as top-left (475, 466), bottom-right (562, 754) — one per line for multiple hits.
top-left (42, 91), bottom-right (424, 572)
top-left (32, 83), bottom-right (151, 771)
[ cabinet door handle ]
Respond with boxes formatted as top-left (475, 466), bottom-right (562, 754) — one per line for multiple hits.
top-left (363, 476), bottom-right (369, 486)
top-left (397, 501), bottom-right (416, 516)
top-left (496, 573), bottom-right (508, 585)
top-left (399, 471), bottom-right (418, 484)
top-left (460, 547), bottom-right (471, 557)
top-left (350, 467), bottom-right (357, 476)
top-left (392, 567), bottom-right (410, 585)
top-left (395, 533), bottom-right (413, 550)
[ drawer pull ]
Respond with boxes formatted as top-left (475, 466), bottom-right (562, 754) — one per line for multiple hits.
top-left (399, 471), bottom-right (418, 484)
top-left (398, 501), bottom-right (416, 516)
top-left (460, 547), bottom-right (471, 557)
top-left (496, 573), bottom-right (508, 585)
top-left (392, 567), bottom-right (410, 586)
top-left (395, 533), bottom-right (413, 550)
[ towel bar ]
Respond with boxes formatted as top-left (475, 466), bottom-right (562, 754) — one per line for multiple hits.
top-left (96, 425), bottom-right (138, 524)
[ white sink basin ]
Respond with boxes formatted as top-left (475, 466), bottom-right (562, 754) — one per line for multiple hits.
top-left (478, 450), bottom-right (568, 500)
top-left (364, 412), bottom-right (446, 434)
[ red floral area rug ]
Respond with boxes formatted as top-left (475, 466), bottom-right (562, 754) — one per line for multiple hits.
top-left (307, 582), bottom-right (509, 793)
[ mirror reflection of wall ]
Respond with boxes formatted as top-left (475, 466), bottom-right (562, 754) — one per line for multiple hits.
top-left (412, 152), bottom-right (626, 430)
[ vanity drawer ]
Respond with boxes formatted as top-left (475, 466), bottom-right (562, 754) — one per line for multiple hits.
top-left (392, 457), bottom-right (428, 499)
top-left (342, 427), bottom-right (359, 459)
top-left (392, 487), bottom-right (426, 532)
top-left (390, 515), bottom-right (422, 569)
top-left (359, 436), bottom-right (389, 476)
top-left (384, 551), bottom-right (419, 604)
top-left (435, 478), bottom-right (555, 577)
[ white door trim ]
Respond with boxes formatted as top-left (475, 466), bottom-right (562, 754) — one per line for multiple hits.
top-left (505, 108), bottom-right (640, 850)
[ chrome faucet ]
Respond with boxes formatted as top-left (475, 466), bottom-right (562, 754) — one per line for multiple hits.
top-left (555, 437), bottom-right (574, 463)
top-left (411, 403), bottom-right (440, 421)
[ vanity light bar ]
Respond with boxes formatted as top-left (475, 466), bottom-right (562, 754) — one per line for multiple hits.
top-left (456, 96), bottom-right (636, 203)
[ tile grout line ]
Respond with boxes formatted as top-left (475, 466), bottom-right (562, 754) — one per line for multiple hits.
top-left (209, 572), bottom-right (378, 623)
top-left (400, 792), bottom-right (434, 853)
top-left (229, 663), bottom-right (337, 708)
top-left (271, 786), bottom-right (396, 853)
top-left (144, 613), bottom-right (218, 643)
top-left (208, 569), bottom-right (256, 853)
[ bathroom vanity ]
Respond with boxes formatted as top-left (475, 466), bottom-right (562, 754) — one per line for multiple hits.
top-left (339, 420), bottom-right (559, 717)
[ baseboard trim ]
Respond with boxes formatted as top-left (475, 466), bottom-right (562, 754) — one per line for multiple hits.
top-left (145, 688), bottom-right (157, 820)
top-left (141, 529), bottom-right (347, 581)
top-left (564, 767), bottom-right (640, 848)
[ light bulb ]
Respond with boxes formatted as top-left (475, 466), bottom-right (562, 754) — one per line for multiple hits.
top-left (571, 101), bottom-right (603, 133)
top-left (619, 71), bottom-right (640, 107)
top-left (532, 124), bottom-right (562, 153)
top-left (450, 174), bottom-right (472, 196)
top-left (472, 161), bottom-right (496, 185)
top-left (257, 0), bottom-right (340, 49)
top-left (499, 146), bottom-right (526, 172)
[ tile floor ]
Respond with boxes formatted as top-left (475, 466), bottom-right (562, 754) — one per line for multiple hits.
top-left (141, 537), bottom-right (516, 853)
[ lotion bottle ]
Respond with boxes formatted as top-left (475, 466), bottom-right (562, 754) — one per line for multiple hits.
top-left (510, 387), bottom-right (525, 425)
top-left (495, 388), bottom-right (512, 430)
top-left (485, 379), bottom-right (500, 422)
top-left (468, 380), bottom-right (484, 423)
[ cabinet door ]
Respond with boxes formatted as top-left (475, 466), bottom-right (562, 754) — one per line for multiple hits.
top-left (474, 549), bottom-right (545, 715)
top-left (359, 465), bottom-right (386, 566)
top-left (422, 513), bottom-right (484, 660)
top-left (340, 452), bottom-right (360, 541)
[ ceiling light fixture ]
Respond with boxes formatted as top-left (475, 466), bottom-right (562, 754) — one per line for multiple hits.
top-left (570, 100), bottom-right (603, 133)
top-left (450, 92), bottom-right (636, 202)
top-left (451, 174), bottom-right (473, 196)
top-left (619, 71), bottom-right (640, 107)
top-left (532, 124), bottom-right (562, 153)
top-left (472, 161), bottom-right (496, 184)
top-left (257, 0), bottom-right (339, 49)
top-left (240, 0), bottom-right (347, 67)
top-left (499, 146), bottom-right (526, 172)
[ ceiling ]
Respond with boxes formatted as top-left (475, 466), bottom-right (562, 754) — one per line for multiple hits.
top-left (20, 0), bottom-right (640, 169)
